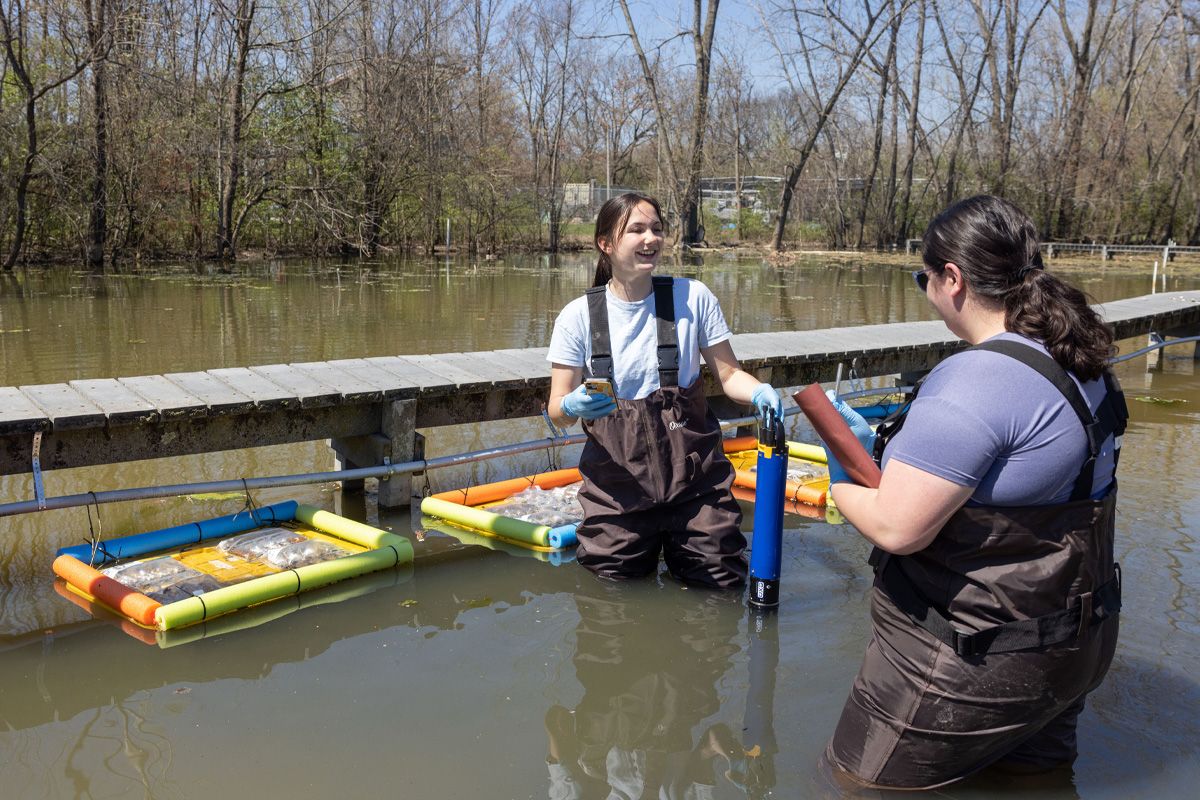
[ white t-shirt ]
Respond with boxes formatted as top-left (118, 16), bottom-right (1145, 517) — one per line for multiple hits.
top-left (546, 278), bottom-right (732, 400)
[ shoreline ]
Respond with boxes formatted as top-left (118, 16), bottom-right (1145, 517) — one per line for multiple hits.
top-left (3, 243), bottom-right (1198, 276)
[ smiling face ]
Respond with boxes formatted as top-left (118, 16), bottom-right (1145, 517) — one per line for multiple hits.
top-left (599, 201), bottom-right (664, 281)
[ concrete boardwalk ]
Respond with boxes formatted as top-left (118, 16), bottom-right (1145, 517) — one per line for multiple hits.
top-left (2, 290), bottom-right (1198, 484)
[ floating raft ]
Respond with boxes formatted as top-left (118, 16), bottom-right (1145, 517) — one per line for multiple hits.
top-left (53, 500), bottom-right (413, 632)
top-left (419, 437), bottom-right (829, 553)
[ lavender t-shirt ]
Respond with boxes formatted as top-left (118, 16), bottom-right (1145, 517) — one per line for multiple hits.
top-left (881, 332), bottom-right (1117, 505)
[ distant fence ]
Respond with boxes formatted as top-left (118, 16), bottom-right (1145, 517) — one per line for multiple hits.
top-left (906, 238), bottom-right (1200, 260)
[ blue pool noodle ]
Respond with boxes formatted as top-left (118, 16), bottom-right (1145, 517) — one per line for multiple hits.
top-left (547, 523), bottom-right (578, 549)
top-left (57, 500), bottom-right (299, 565)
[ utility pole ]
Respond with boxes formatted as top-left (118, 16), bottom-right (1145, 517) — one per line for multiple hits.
top-left (605, 123), bottom-right (611, 202)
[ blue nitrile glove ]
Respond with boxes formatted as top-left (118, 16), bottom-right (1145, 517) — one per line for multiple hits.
top-left (822, 444), bottom-right (851, 484)
top-left (560, 383), bottom-right (616, 421)
top-left (825, 390), bottom-right (875, 454)
top-left (750, 383), bottom-right (783, 421)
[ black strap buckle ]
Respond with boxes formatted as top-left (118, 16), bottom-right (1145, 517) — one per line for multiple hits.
top-left (951, 629), bottom-right (978, 658)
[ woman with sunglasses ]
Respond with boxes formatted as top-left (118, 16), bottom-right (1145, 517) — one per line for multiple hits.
top-left (821, 195), bottom-right (1128, 789)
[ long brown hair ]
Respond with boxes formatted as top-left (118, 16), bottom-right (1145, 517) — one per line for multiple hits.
top-left (922, 195), bottom-right (1114, 380)
top-left (591, 192), bottom-right (665, 287)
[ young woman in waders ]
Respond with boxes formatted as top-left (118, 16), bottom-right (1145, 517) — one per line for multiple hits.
top-left (821, 195), bottom-right (1127, 789)
top-left (546, 192), bottom-right (782, 589)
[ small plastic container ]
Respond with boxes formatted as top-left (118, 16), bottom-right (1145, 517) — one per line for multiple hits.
top-left (265, 540), bottom-right (348, 569)
top-left (217, 527), bottom-right (307, 561)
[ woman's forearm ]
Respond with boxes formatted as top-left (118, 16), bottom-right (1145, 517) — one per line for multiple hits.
top-left (830, 461), bottom-right (974, 555)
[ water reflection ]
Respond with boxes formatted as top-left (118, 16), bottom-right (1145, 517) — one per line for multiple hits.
top-left (2, 257), bottom-right (1199, 798)
top-left (543, 582), bottom-right (781, 799)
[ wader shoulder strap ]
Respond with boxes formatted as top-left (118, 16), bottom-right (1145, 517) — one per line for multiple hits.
top-left (871, 376), bottom-right (929, 465)
top-left (583, 278), bottom-right (681, 388)
top-left (584, 286), bottom-right (614, 382)
top-left (877, 557), bottom-right (1121, 657)
top-left (652, 276), bottom-right (680, 387)
top-left (971, 340), bottom-right (1126, 501)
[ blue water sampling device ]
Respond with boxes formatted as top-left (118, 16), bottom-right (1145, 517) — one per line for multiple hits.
top-left (749, 407), bottom-right (787, 609)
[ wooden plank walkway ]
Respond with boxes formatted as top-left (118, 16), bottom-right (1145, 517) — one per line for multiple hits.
top-left (1, 290), bottom-right (1197, 478)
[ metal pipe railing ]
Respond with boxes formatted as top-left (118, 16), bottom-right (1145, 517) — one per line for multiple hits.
top-left (3, 334), bottom-right (1194, 519)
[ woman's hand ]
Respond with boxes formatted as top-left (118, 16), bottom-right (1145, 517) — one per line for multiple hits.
top-left (826, 390), bottom-right (875, 454)
top-left (559, 383), bottom-right (616, 420)
top-left (751, 383), bottom-right (783, 421)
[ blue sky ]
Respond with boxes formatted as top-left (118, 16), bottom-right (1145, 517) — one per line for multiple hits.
top-left (585, 0), bottom-right (788, 89)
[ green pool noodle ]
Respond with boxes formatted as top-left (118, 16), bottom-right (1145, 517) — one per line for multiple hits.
top-left (293, 504), bottom-right (407, 550)
top-left (420, 515), bottom-right (553, 562)
top-left (154, 540), bottom-right (410, 629)
top-left (788, 441), bottom-right (827, 464)
top-left (420, 496), bottom-right (551, 547)
top-left (156, 562), bottom-right (413, 648)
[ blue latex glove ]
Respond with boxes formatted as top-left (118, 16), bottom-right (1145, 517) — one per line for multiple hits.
top-left (560, 383), bottom-right (616, 421)
top-left (750, 383), bottom-right (783, 421)
top-left (822, 443), bottom-right (851, 485)
top-left (825, 390), bottom-right (875, 454)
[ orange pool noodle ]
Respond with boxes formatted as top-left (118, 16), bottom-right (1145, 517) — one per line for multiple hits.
top-left (429, 438), bottom-right (758, 508)
top-left (722, 435), bottom-right (758, 453)
top-left (731, 485), bottom-right (825, 520)
top-left (53, 579), bottom-right (159, 644)
top-left (732, 468), bottom-right (827, 507)
top-left (430, 468), bottom-right (582, 506)
top-left (52, 554), bottom-right (161, 628)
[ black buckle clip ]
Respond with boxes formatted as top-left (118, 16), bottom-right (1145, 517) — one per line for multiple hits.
top-left (952, 629), bottom-right (978, 657)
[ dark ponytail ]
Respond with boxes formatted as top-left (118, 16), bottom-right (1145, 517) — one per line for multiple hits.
top-left (591, 192), bottom-right (665, 287)
top-left (922, 195), bottom-right (1114, 381)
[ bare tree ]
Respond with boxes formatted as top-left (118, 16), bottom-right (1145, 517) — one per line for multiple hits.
top-left (895, 0), bottom-right (926, 242)
top-left (932, 0), bottom-right (991, 206)
top-left (0, 0), bottom-right (90, 269)
top-left (617, 0), bottom-right (719, 246)
top-left (512, 0), bottom-right (578, 251)
top-left (855, 0), bottom-right (900, 248)
top-left (971, 0), bottom-right (1049, 194)
top-left (1051, 0), bottom-right (1117, 239)
top-left (765, 0), bottom-right (894, 251)
top-left (82, 0), bottom-right (112, 268)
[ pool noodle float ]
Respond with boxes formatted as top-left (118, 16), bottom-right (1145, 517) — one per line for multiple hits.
top-left (154, 563), bottom-right (413, 648)
top-left (420, 437), bottom-right (829, 553)
top-left (792, 384), bottom-right (882, 488)
top-left (54, 503), bottom-right (414, 631)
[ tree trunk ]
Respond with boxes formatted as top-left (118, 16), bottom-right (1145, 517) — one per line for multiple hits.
top-left (1052, 0), bottom-right (1114, 240)
top-left (771, 1), bottom-right (888, 251)
top-left (618, 0), bottom-right (684, 237)
top-left (677, 0), bottom-right (720, 246)
top-left (85, 0), bottom-right (109, 269)
top-left (217, 0), bottom-right (255, 260)
top-left (856, 6), bottom-right (898, 249)
top-left (897, 0), bottom-right (926, 243)
top-left (3, 94), bottom-right (37, 270)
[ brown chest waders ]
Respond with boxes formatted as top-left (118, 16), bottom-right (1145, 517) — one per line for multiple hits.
top-left (829, 340), bottom-right (1129, 788)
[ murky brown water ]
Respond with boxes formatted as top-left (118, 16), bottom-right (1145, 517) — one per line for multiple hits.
top-left (1, 255), bottom-right (1197, 798)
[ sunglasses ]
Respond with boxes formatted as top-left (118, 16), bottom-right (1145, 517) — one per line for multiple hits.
top-left (911, 269), bottom-right (931, 292)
